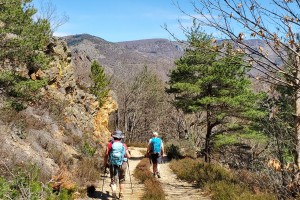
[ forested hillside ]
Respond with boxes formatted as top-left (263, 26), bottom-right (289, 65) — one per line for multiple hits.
top-left (1, 0), bottom-right (300, 200)
top-left (0, 1), bottom-right (115, 199)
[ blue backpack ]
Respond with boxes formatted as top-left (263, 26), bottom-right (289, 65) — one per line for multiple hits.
top-left (150, 137), bottom-right (162, 154)
top-left (109, 141), bottom-right (125, 166)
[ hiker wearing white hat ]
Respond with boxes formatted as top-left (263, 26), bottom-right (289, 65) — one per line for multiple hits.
top-left (147, 131), bottom-right (164, 178)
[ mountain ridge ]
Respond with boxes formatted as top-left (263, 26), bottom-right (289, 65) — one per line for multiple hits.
top-left (63, 34), bottom-right (184, 87)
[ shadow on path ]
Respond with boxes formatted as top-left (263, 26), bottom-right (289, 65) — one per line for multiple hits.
top-left (87, 189), bottom-right (113, 200)
top-left (86, 185), bottom-right (115, 200)
top-left (129, 155), bottom-right (145, 161)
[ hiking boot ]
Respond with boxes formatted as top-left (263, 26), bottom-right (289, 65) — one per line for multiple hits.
top-left (112, 192), bottom-right (117, 199)
top-left (119, 192), bottom-right (124, 199)
top-left (157, 172), bottom-right (161, 178)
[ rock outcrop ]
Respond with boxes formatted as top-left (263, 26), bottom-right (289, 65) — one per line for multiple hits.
top-left (0, 37), bottom-right (116, 189)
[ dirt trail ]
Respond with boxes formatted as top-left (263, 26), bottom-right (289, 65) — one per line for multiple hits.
top-left (78, 147), bottom-right (145, 200)
top-left (159, 157), bottom-right (210, 200)
top-left (78, 147), bottom-right (210, 200)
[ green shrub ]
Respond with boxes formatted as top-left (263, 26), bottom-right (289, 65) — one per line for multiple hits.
top-left (208, 181), bottom-right (276, 200)
top-left (239, 193), bottom-right (276, 200)
top-left (46, 188), bottom-right (74, 200)
top-left (170, 158), bottom-right (276, 200)
top-left (0, 71), bottom-right (47, 111)
top-left (208, 181), bottom-right (248, 200)
top-left (166, 144), bottom-right (182, 159)
top-left (169, 158), bottom-right (199, 182)
top-left (0, 177), bottom-right (10, 199)
top-left (0, 71), bottom-right (47, 98)
top-left (0, 165), bottom-right (75, 200)
top-left (6, 100), bottom-right (26, 112)
top-left (0, 165), bottom-right (44, 199)
top-left (82, 141), bottom-right (96, 157)
top-left (194, 162), bottom-right (234, 187)
top-left (166, 139), bottom-right (198, 158)
top-left (170, 158), bottom-right (234, 187)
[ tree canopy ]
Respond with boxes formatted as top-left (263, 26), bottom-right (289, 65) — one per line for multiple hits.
top-left (0, 0), bottom-right (52, 72)
top-left (90, 60), bottom-right (110, 107)
top-left (168, 29), bottom-right (266, 161)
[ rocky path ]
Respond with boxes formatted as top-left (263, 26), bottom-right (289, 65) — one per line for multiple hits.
top-left (159, 157), bottom-right (210, 200)
top-left (78, 147), bottom-right (210, 200)
top-left (79, 147), bottom-right (145, 200)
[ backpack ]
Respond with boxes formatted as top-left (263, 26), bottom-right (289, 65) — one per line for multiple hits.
top-left (109, 141), bottom-right (125, 166)
top-left (150, 137), bottom-right (162, 154)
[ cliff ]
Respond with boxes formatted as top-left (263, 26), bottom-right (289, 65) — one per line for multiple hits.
top-left (0, 37), bottom-right (116, 190)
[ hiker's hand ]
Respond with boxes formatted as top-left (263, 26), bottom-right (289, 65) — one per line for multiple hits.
top-left (103, 163), bottom-right (109, 169)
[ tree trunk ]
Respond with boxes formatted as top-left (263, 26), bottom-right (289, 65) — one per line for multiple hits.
top-left (296, 54), bottom-right (300, 170)
top-left (296, 89), bottom-right (300, 169)
top-left (115, 109), bottom-right (119, 129)
top-left (204, 128), bottom-right (212, 162)
top-left (205, 109), bottom-right (212, 162)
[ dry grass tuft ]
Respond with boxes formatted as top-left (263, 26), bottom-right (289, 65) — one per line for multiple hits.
top-left (170, 158), bottom-right (276, 200)
top-left (134, 158), bottom-right (166, 200)
top-left (134, 158), bottom-right (153, 183)
top-left (51, 165), bottom-right (76, 192)
top-left (75, 157), bottom-right (100, 187)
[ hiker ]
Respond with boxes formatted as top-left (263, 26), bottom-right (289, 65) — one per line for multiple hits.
top-left (147, 131), bottom-right (164, 178)
top-left (103, 130), bottom-right (131, 199)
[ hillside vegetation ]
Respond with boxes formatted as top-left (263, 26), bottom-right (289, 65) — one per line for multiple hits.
top-left (1, 1), bottom-right (300, 200)
top-left (0, 1), bottom-right (114, 199)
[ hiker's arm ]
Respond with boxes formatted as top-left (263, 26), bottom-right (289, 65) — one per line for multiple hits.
top-left (146, 139), bottom-right (151, 154)
top-left (103, 146), bottom-right (109, 167)
top-left (161, 142), bottom-right (165, 156)
top-left (125, 149), bottom-right (131, 159)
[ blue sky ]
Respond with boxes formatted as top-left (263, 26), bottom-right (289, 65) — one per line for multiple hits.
top-left (32, 0), bottom-right (195, 42)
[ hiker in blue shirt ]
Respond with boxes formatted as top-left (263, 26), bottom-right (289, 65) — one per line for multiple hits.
top-left (103, 130), bottom-right (131, 199)
top-left (147, 131), bottom-right (165, 178)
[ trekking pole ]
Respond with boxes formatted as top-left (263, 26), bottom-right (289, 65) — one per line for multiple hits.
top-left (101, 166), bottom-right (108, 196)
top-left (127, 161), bottom-right (133, 194)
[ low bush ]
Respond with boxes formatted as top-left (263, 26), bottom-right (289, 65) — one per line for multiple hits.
top-left (170, 158), bottom-right (234, 187)
top-left (143, 179), bottom-right (165, 200)
top-left (166, 139), bottom-right (198, 158)
top-left (134, 158), bottom-right (166, 200)
top-left (82, 141), bottom-right (96, 157)
top-left (208, 180), bottom-right (276, 200)
top-left (169, 158), bottom-right (199, 182)
top-left (76, 158), bottom-right (100, 186)
top-left (170, 158), bottom-right (276, 200)
top-left (134, 158), bottom-right (153, 183)
top-left (0, 164), bottom-right (74, 200)
top-left (165, 144), bottom-right (183, 159)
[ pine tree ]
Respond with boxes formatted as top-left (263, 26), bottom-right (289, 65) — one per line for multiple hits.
top-left (0, 0), bottom-right (52, 110)
top-left (0, 0), bottom-right (52, 71)
top-left (90, 61), bottom-right (110, 107)
top-left (167, 29), bottom-right (266, 162)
